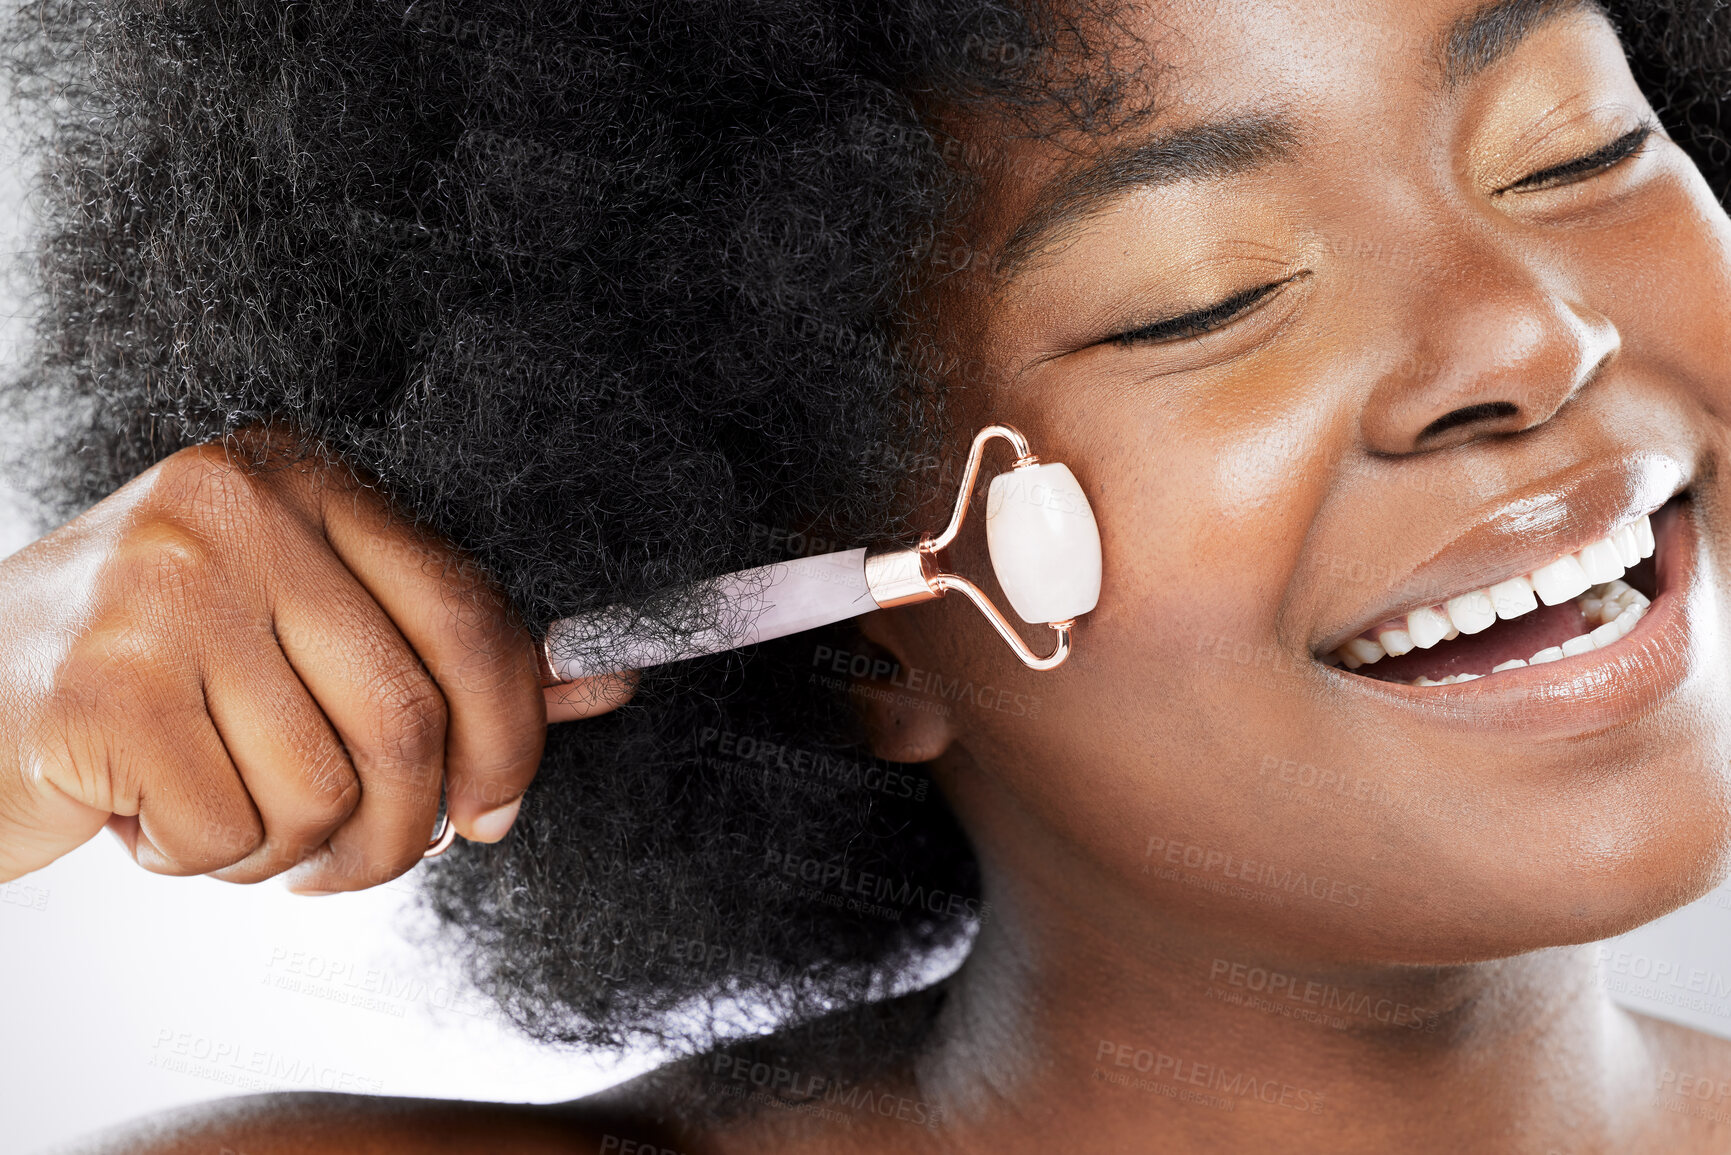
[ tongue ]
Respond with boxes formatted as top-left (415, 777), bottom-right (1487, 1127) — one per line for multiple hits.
top-left (1361, 599), bottom-right (1591, 682)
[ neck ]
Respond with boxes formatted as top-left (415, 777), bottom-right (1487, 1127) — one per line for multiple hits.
top-left (914, 779), bottom-right (1659, 1152)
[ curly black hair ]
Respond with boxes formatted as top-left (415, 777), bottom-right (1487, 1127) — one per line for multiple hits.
top-left (4, 0), bottom-right (1730, 1089)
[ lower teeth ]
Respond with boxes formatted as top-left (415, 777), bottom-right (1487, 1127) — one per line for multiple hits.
top-left (1397, 579), bottom-right (1649, 686)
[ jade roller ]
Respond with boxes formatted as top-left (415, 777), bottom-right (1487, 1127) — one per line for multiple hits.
top-left (540, 423), bottom-right (1102, 679)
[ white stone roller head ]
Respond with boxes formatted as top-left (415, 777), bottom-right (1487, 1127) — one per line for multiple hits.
top-left (985, 462), bottom-right (1102, 624)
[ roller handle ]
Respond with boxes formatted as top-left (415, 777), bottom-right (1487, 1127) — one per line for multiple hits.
top-left (543, 547), bottom-right (883, 681)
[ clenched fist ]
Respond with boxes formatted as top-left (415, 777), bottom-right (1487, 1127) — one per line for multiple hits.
top-left (0, 434), bottom-right (633, 893)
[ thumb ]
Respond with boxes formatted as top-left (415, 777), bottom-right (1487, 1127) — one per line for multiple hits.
top-left (0, 760), bottom-right (110, 882)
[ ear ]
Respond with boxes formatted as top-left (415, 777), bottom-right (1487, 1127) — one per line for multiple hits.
top-left (851, 611), bottom-right (960, 764)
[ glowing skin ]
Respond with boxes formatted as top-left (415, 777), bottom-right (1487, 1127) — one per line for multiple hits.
top-left (837, 1), bottom-right (1731, 1151)
top-left (34, 1), bottom-right (1731, 1152)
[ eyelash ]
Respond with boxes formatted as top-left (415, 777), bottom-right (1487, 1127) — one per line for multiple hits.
top-left (1107, 278), bottom-right (1294, 347)
top-left (1106, 121), bottom-right (1659, 348)
top-left (1498, 119), bottom-right (1658, 193)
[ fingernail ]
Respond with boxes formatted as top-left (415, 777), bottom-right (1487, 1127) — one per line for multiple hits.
top-left (469, 797), bottom-right (522, 842)
top-left (294, 888), bottom-right (338, 898)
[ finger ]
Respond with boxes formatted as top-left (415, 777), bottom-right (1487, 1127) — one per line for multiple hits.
top-left (545, 670), bottom-right (639, 724)
top-left (199, 626), bottom-right (363, 885)
top-left (272, 564), bottom-right (447, 894)
top-left (0, 766), bottom-right (108, 883)
top-left (121, 707), bottom-right (265, 875)
top-left (316, 486), bottom-right (544, 841)
top-left (28, 638), bottom-right (264, 876)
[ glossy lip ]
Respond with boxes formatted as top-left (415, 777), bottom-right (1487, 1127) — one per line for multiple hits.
top-left (1323, 493), bottom-right (1697, 735)
top-left (1312, 451), bottom-right (1687, 656)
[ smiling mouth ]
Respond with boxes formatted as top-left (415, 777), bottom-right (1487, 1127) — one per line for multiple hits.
top-left (1321, 505), bottom-right (1668, 687)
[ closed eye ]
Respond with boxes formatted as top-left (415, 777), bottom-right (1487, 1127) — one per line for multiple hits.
top-left (1496, 119), bottom-right (1658, 195)
top-left (1093, 127), bottom-right (1654, 350)
top-left (1105, 276), bottom-right (1298, 347)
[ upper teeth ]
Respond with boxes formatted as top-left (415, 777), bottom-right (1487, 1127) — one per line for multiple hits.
top-left (1327, 514), bottom-right (1655, 674)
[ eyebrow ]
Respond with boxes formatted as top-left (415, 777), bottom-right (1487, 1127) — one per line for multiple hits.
top-left (997, 115), bottom-right (1296, 275)
top-left (996, 0), bottom-right (1604, 278)
top-left (1439, 0), bottom-right (1604, 87)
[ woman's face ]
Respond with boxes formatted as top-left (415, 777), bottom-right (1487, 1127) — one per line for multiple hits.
top-left (864, 0), bottom-right (1731, 964)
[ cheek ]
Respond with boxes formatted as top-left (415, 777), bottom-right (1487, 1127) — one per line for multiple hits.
top-left (1019, 347), bottom-right (1345, 700)
top-left (1598, 172), bottom-right (1731, 416)
top-left (936, 370), bottom-right (1346, 832)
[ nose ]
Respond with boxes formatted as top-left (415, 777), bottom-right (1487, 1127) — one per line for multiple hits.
top-left (1358, 251), bottom-right (1620, 455)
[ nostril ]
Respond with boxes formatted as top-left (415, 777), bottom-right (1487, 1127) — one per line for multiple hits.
top-left (1419, 401), bottom-right (1520, 442)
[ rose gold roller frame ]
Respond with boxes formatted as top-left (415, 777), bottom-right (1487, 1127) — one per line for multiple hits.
top-left (862, 423), bottom-right (1074, 671)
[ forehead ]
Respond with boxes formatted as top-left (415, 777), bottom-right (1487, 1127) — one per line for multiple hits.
top-left (958, 0), bottom-right (1610, 270)
top-left (1110, 0), bottom-right (1599, 103)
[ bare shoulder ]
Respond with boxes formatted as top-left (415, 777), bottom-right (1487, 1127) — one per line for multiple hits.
top-left (56, 990), bottom-right (950, 1155)
top-left (49, 1061), bottom-right (911, 1155)
top-left (1627, 1010), bottom-right (1731, 1151)
top-left (51, 1067), bottom-right (867, 1155)
top-left (50, 1090), bottom-right (649, 1155)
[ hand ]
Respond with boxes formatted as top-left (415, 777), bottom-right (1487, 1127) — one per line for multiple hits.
top-left (0, 433), bottom-right (634, 891)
